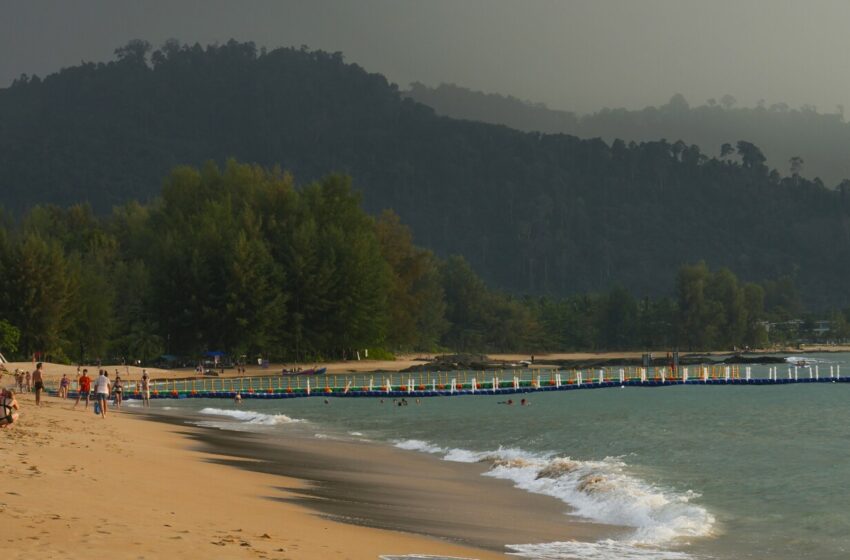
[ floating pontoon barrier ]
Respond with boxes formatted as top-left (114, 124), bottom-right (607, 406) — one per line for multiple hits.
top-left (49, 365), bottom-right (850, 400)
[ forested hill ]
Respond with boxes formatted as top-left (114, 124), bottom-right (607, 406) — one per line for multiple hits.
top-left (406, 83), bottom-right (850, 186)
top-left (3, 40), bottom-right (850, 308)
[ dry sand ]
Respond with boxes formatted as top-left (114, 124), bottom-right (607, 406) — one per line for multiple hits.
top-left (0, 393), bottom-right (518, 559)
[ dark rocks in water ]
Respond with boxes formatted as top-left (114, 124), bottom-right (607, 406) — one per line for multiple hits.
top-left (403, 352), bottom-right (787, 372)
top-left (402, 353), bottom-right (501, 372)
top-left (717, 354), bottom-right (786, 364)
top-left (537, 354), bottom-right (788, 368)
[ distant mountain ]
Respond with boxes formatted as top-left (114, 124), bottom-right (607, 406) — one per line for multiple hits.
top-left (2, 40), bottom-right (850, 308)
top-left (405, 83), bottom-right (850, 186)
top-left (406, 82), bottom-right (580, 134)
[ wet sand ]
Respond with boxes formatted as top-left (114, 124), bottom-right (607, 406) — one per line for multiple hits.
top-left (0, 390), bottom-right (619, 559)
top-left (154, 410), bottom-right (620, 551)
top-left (0, 394), bottom-right (511, 559)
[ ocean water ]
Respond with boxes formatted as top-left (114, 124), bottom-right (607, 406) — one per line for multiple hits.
top-left (142, 353), bottom-right (850, 560)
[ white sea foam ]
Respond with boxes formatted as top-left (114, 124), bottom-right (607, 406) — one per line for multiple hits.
top-left (507, 539), bottom-right (697, 560)
top-left (786, 355), bottom-right (830, 365)
top-left (380, 556), bottom-right (479, 560)
top-left (391, 440), bottom-right (714, 559)
top-left (198, 407), bottom-right (302, 426)
top-left (393, 439), bottom-right (446, 454)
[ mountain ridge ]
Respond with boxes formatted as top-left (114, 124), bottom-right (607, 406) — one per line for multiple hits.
top-left (1, 40), bottom-right (849, 308)
top-left (405, 82), bottom-right (850, 186)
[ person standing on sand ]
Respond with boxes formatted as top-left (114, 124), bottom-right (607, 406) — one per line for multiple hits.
top-left (32, 363), bottom-right (45, 406)
top-left (59, 374), bottom-right (70, 398)
top-left (25, 371), bottom-right (31, 393)
top-left (74, 369), bottom-right (92, 409)
top-left (94, 370), bottom-right (110, 418)
top-left (140, 370), bottom-right (151, 407)
top-left (112, 372), bottom-right (123, 408)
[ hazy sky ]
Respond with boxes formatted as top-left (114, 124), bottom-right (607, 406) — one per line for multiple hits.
top-left (2, 0), bottom-right (850, 114)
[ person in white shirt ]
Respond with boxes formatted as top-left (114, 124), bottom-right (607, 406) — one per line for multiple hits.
top-left (94, 370), bottom-right (111, 418)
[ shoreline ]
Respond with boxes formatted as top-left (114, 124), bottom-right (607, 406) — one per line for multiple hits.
top-left (0, 393), bottom-right (618, 559)
top-left (144, 407), bottom-right (621, 552)
top-left (0, 394), bottom-right (504, 559)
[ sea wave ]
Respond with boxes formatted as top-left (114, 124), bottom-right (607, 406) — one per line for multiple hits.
top-left (392, 439), bottom-right (714, 557)
top-left (392, 439), bottom-right (446, 454)
top-left (198, 407), bottom-right (302, 425)
top-left (785, 355), bottom-right (833, 365)
top-left (507, 539), bottom-right (698, 560)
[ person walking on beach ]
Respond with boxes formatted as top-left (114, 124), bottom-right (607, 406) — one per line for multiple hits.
top-left (32, 363), bottom-right (45, 406)
top-left (25, 370), bottom-right (31, 393)
top-left (74, 369), bottom-right (92, 409)
top-left (140, 370), bottom-right (151, 407)
top-left (94, 370), bottom-right (110, 418)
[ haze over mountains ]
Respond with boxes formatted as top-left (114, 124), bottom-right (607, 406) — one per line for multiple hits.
top-left (2, 40), bottom-right (850, 309)
top-left (406, 83), bottom-right (850, 187)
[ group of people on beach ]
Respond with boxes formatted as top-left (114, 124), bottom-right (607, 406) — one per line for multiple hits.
top-left (72, 367), bottom-right (152, 416)
top-left (0, 362), bottom-right (156, 428)
top-left (11, 363), bottom-right (45, 405)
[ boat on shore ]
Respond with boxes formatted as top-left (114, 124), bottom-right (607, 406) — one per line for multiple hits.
top-left (280, 367), bottom-right (327, 376)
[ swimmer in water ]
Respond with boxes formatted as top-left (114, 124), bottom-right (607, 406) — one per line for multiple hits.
top-left (234, 393), bottom-right (242, 404)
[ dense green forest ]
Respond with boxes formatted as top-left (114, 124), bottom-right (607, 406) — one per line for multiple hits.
top-left (3, 40), bottom-right (850, 309)
top-left (0, 160), bottom-right (844, 364)
top-left (406, 82), bottom-right (850, 186)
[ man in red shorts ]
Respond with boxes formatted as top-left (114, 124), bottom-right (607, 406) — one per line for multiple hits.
top-left (73, 368), bottom-right (92, 409)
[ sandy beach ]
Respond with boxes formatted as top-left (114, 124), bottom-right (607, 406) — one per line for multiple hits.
top-left (0, 392), bottom-right (511, 559)
top-left (0, 388), bottom-right (618, 559)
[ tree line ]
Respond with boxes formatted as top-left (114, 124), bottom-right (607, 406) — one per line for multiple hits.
top-left (3, 41), bottom-right (850, 310)
top-left (0, 161), bottom-right (843, 364)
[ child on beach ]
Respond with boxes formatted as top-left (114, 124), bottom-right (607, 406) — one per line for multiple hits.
top-left (0, 389), bottom-right (20, 428)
